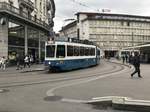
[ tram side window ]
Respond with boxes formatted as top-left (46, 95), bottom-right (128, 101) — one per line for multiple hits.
top-left (46, 45), bottom-right (55, 57)
top-left (90, 48), bottom-right (95, 56)
top-left (67, 46), bottom-right (74, 56)
top-left (85, 48), bottom-right (90, 56)
top-left (56, 45), bottom-right (65, 58)
top-left (74, 46), bottom-right (80, 56)
top-left (80, 47), bottom-right (84, 56)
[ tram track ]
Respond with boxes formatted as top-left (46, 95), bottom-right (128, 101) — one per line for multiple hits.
top-left (0, 62), bottom-right (127, 89)
top-left (0, 63), bottom-right (124, 88)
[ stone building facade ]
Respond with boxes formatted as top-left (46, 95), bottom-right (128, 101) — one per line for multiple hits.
top-left (60, 12), bottom-right (150, 57)
top-left (0, 0), bottom-right (55, 61)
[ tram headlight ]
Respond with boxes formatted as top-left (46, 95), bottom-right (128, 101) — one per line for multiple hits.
top-left (48, 62), bottom-right (51, 65)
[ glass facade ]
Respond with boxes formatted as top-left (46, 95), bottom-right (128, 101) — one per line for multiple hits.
top-left (8, 21), bottom-right (25, 60)
top-left (8, 20), bottom-right (48, 63)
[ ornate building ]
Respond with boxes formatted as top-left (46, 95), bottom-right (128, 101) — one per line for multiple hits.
top-left (0, 0), bottom-right (55, 61)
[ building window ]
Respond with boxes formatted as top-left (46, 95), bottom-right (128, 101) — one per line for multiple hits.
top-left (127, 21), bottom-right (130, 26)
top-left (40, 2), bottom-right (42, 13)
top-left (35, 0), bottom-right (37, 8)
top-left (121, 21), bottom-right (124, 26)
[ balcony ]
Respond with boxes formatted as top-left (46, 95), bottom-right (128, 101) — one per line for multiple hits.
top-left (0, 2), bottom-right (51, 32)
top-left (18, 0), bottom-right (34, 11)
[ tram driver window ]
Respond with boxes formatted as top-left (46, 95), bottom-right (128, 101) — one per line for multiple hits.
top-left (46, 45), bottom-right (55, 57)
top-left (56, 45), bottom-right (65, 58)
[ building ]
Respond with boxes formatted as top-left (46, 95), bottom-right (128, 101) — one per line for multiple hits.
top-left (59, 21), bottom-right (77, 39)
top-left (60, 12), bottom-right (150, 57)
top-left (0, 0), bottom-right (55, 62)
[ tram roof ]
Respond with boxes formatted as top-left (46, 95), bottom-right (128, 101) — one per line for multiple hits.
top-left (46, 37), bottom-right (99, 47)
top-left (46, 41), bottom-right (97, 47)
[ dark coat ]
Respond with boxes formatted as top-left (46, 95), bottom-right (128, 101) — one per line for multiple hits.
top-left (132, 55), bottom-right (140, 67)
top-left (129, 55), bottom-right (133, 64)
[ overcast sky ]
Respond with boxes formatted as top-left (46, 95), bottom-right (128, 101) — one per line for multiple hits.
top-left (54, 0), bottom-right (150, 32)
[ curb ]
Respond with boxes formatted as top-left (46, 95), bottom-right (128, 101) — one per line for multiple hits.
top-left (87, 96), bottom-right (150, 112)
top-left (20, 68), bottom-right (45, 73)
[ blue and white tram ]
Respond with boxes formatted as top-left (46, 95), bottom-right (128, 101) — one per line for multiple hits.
top-left (45, 41), bottom-right (100, 71)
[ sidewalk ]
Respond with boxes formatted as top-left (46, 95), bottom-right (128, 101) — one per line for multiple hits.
top-left (0, 64), bottom-right (45, 74)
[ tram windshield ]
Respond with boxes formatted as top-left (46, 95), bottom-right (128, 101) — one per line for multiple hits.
top-left (46, 45), bottom-right (55, 57)
top-left (56, 45), bottom-right (65, 58)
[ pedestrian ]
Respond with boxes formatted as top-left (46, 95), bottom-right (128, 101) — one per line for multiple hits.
top-left (131, 52), bottom-right (142, 78)
top-left (30, 55), bottom-right (34, 64)
top-left (24, 55), bottom-right (30, 68)
top-left (122, 55), bottom-right (125, 64)
top-left (1, 56), bottom-right (6, 70)
top-left (16, 54), bottom-right (22, 70)
top-left (0, 57), bottom-right (2, 69)
top-left (125, 54), bottom-right (128, 63)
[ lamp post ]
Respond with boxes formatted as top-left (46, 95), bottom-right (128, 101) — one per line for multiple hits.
top-left (131, 32), bottom-right (134, 55)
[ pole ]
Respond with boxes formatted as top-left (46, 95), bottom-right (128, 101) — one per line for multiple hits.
top-left (25, 25), bottom-right (28, 55)
top-left (38, 31), bottom-right (41, 63)
top-left (132, 32), bottom-right (134, 47)
top-left (131, 32), bottom-right (134, 54)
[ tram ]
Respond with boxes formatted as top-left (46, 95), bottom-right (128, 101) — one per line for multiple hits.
top-left (45, 39), bottom-right (100, 71)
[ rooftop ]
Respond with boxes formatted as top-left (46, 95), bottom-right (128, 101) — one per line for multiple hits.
top-left (59, 20), bottom-right (77, 32)
top-left (76, 12), bottom-right (150, 23)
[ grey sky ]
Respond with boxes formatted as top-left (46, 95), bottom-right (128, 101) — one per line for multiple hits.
top-left (54, 0), bottom-right (150, 32)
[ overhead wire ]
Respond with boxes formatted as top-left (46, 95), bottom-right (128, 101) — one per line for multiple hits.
top-left (69, 0), bottom-right (100, 12)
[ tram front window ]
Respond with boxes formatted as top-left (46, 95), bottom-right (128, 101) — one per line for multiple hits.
top-left (56, 45), bottom-right (65, 58)
top-left (46, 45), bottom-right (55, 57)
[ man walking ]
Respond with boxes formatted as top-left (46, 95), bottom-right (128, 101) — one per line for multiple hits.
top-left (131, 52), bottom-right (142, 78)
